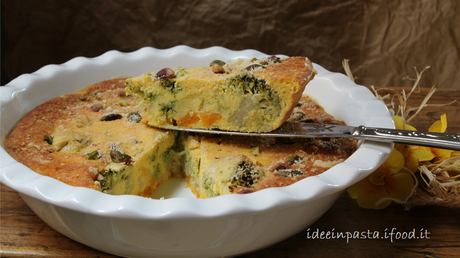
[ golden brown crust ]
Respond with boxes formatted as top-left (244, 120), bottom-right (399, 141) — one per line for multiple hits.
top-left (3, 78), bottom-right (134, 189)
top-left (256, 57), bottom-right (316, 128)
top-left (257, 57), bottom-right (316, 89)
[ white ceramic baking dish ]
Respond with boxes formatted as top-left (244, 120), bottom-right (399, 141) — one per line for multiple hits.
top-left (0, 46), bottom-right (393, 258)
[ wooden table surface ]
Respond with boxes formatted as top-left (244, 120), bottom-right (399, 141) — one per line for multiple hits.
top-left (1, 87), bottom-right (459, 258)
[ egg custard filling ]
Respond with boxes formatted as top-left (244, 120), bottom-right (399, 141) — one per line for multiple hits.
top-left (4, 60), bottom-right (356, 199)
top-left (125, 56), bottom-right (316, 132)
top-left (4, 79), bottom-right (182, 196)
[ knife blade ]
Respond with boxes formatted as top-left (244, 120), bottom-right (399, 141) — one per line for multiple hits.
top-left (161, 122), bottom-right (460, 151)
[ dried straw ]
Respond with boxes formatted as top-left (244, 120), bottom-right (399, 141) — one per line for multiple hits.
top-left (342, 60), bottom-right (459, 208)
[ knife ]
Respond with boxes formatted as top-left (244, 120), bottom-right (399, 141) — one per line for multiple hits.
top-left (162, 122), bottom-right (460, 151)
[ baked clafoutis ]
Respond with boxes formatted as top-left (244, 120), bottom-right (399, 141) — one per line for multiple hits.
top-left (3, 79), bottom-right (182, 196)
top-left (125, 56), bottom-right (316, 132)
top-left (4, 63), bottom-right (356, 199)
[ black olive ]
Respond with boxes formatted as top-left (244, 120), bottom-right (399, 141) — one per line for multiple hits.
top-left (156, 68), bottom-right (175, 79)
top-left (110, 150), bottom-right (133, 165)
top-left (268, 55), bottom-right (281, 63)
top-left (100, 113), bottom-right (122, 121)
top-left (245, 64), bottom-right (265, 71)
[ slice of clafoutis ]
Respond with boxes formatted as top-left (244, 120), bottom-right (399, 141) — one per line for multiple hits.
top-left (125, 56), bottom-right (316, 132)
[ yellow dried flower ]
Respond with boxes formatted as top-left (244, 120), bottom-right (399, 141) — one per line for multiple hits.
top-left (347, 149), bottom-right (415, 209)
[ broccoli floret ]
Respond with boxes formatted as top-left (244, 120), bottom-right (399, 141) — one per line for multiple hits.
top-left (230, 160), bottom-right (265, 188)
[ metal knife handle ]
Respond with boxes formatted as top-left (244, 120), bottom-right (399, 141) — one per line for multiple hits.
top-left (355, 126), bottom-right (460, 151)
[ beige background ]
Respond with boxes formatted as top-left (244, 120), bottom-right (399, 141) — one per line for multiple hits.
top-left (2, 0), bottom-right (459, 89)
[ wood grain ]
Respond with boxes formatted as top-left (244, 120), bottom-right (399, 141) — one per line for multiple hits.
top-left (1, 87), bottom-right (459, 258)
